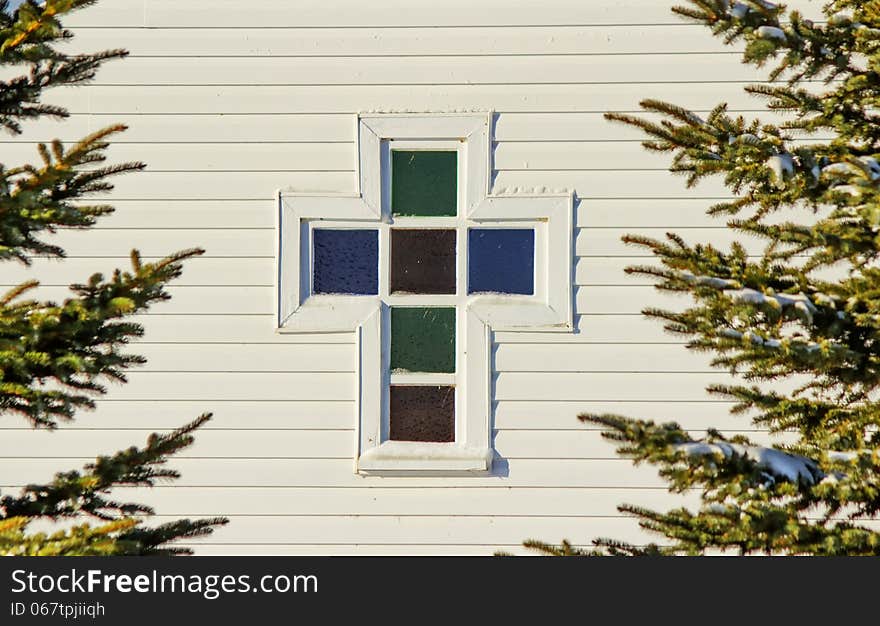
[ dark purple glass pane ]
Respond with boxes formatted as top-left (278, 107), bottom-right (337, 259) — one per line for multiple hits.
top-left (468, 228), bottom-right (535, 295)
top-left (389, 385), bottom-right (455, 442)
top-left (313, 229), bottom-right (378, 295)
top-left (390, 229), bottom-right (456, 294)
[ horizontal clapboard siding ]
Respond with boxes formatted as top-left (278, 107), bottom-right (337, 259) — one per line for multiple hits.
top-left (1, 139), bottom-right (809, 172)
top-left (0, 400), bottom-right (739, 431)
top-left (2, 0), bottom-right (830, 555)
top-left (0, 429), bottom-right (790, 459)
top-left (2, 197), bottom-right (819, 231)
top-left (60, 55), bottom-right (771, 85)
top-left (63, 0), bottom-right (823, 28)
top-left (0, 458), bottom-right (674, 488)
top-left (66, 25), bottom-right (734, 56)
top-left (21, 227), bottom-right (750, 258)
top-left (61, 487), bottom-right (703, 517)
top-left (37, 83), bottom-right (825, 115)
top-left (0, 111), bottom-right (819, 144)
top-left (37, 514), bottom-right (659, 546)
top-left (3, 284), bottom-right (691, 315)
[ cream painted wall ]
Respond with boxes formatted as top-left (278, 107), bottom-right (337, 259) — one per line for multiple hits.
top-left (0, 0), bottom-right (828, 554)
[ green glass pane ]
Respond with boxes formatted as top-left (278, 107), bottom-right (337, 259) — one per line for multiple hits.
top-left (390, 307), bottom-right (455, 373)
top-left (391, 150), bottom-right (457, 217)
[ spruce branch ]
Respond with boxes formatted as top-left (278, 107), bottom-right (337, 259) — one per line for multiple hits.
top-left (0, 414), bottom-right (229, 555)
top-left (0, 125), bottom-right (145, 263)
top-left (0, 0), bottom-right (227, 557)
top-left (0, 516), bottom-right (141, 556)
top-left (0, 247), bottom-right (204, 428)
top-left (2, 414), bottom-right (211, 520)
top-left (521, 539), bottom-right (595, 557)
top-left (529, 0), bottom-right (880, 558)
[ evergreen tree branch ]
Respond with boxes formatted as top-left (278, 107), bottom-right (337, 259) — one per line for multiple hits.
top-left (0, 248), bottom-right (204, 428)
top-left (0, 516), bottom-right (141, 556)
top-left (1, 414), bottom-right (211, 519)
top-left (0, 0), bottom-right (227, 557)
top-left (528, 0), bottom-right (880, 559)
top-left (0, 125), bottom-right (144, 263)
top-left (0, 415), bottom-right (229, 555)
top-left (0, 1), bottom-right (127, 133)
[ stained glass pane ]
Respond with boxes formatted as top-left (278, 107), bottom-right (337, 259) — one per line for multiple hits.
top-left (390, 229), bottom-right (456, 294)
top-left (312, 229), bottom-right (379, 295)
top-left (390, 307), bottom-right (455, 373)
top-left (389, 385), bottom-right (455, 442)
top-left (468, 228), bottom-right (535, 295)
top-left (391, 150), bottom-right (457, 217)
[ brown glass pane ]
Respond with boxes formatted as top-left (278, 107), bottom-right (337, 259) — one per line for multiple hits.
top-left (389, 385), bottom-right (455, 442)
top-left (390, 229), bottom-right (456, 294)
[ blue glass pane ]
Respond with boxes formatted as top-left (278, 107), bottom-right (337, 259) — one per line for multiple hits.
top-left (313, 229), bottom-right (378, 295)
top-left (468, 229), bottom-right (535, 295)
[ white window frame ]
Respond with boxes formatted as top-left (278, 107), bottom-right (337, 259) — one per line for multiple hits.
top-left (276, 112), bottom-right (573, 475)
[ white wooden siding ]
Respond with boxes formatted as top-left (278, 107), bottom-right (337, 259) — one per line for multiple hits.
top-left (0, 0), bottom-right (826, 554)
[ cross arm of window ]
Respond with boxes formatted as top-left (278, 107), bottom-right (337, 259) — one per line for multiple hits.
top-left (276, 192), bottom-right (381, 331)
top-left (468, 192), bottom-right (574, 332)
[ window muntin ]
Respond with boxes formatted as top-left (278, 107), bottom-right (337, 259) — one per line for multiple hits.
top-left (387, 148), bottom-right (461, 443)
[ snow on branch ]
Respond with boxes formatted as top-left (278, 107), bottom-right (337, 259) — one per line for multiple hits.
top-left (680, 271), bottom-right (831, 324)
top-left (727, 288), bottom-right (817, 322)
top-left (757, 26), bottom-right (787, 43)
top-left (719, 328), bottom-right (781, 348)
top-left (675, 442), bottom-right (822, 485)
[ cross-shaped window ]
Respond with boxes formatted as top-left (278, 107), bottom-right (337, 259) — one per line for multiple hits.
top-left (277, 113), bottom-right (573, 474)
